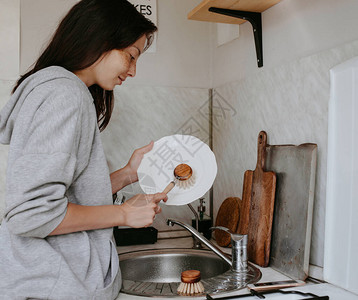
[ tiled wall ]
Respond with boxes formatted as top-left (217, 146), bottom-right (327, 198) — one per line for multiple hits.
top-left (212, 39), bottom-right (358, 267)
top-left (100, 85), bottom-right (211, 231)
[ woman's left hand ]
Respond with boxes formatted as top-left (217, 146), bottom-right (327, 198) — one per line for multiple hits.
top-left (124, 141), bottom-right (154, 182)
top-left (110, 141), bottom-right (154, 193)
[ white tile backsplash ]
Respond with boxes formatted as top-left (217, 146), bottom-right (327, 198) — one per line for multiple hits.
top-left (213, 39), bottom-right (358, 267)
top-left (100, 85), bottom-right (211, 231)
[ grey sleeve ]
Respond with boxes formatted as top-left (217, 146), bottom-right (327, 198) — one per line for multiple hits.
top-left (5, 91), bottom-right (83, 238)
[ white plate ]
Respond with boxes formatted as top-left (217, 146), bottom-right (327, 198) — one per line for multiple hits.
top-left (137, 135), bottom-right (217, 205)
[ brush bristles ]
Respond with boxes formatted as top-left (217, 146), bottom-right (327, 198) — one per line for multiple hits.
top-left (174, 172), bottom-right (196, 190)
top-left (177, 281), bottom-right (204, 296)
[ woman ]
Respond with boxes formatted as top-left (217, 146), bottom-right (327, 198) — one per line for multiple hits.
top-left (0, 0), bottom-right (166, 299)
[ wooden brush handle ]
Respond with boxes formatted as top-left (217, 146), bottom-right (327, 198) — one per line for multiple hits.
top-left (181, 270), bottom-right (201, 283)
top-left (162, 181), bottom-right (175, 194)
top-left (174, 164), bottom-right (192, 180)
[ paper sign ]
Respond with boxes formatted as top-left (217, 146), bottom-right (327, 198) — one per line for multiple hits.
top-left (128, 0), bottom-right (157, 53)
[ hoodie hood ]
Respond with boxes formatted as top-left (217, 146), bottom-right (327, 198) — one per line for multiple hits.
top-left (0, 66), bottom-right (85, 145)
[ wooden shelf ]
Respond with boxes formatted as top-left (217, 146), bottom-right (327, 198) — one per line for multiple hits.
top-left (188, 0), bottom-right (281, 24)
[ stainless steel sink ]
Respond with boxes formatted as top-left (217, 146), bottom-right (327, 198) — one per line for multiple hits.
top-left (119, 248), bottom-right (261, 297)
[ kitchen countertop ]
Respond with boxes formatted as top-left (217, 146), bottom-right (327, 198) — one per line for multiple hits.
top-left (115, 232), bottom-right (358, 300)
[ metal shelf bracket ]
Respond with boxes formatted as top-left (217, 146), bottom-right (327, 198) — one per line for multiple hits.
top-left (209, 7), bottom-right (263, 68)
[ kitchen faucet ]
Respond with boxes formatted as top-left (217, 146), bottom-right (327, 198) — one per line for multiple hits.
top-left (166, 218), bottom-right (248, 273)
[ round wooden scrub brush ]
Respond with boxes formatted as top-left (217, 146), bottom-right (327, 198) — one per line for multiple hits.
top-left (162, 164), bottom-right (196, 194)
top-left (177, 270), bottom-right (204, 296)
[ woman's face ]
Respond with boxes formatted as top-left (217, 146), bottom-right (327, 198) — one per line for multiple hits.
top-left (76, 35), bottom-right (147, 90)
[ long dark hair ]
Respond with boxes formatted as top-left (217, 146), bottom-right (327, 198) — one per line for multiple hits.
top-left (13, 0), bottom-right (157, 131)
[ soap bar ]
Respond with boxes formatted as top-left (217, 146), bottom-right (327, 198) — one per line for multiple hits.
top-left (113, 227), bottom-right (158, 246)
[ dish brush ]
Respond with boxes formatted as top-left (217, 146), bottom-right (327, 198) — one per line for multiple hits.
top-left (177, 270), bottom-right (204, 296)
top-left (162, 163), bottom-right (196, 194)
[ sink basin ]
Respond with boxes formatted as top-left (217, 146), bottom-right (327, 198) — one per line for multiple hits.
top-left (119, 248), bottom-right (261, 297)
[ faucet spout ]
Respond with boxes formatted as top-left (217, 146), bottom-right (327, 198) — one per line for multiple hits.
top-left (166, 218), bottom-right (232, 267)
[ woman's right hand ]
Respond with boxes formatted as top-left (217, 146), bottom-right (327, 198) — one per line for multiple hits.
top-left (119, 193), bottom-right (168, 228)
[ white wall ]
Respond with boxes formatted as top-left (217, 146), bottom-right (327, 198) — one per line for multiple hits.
top-left (0, 0), bottom-right (20, 80)
top-left (212, 0), bottom-right (358, 87)
top-left (20, 0), bottom-right (77, 74)
top-left (19, 0), bottom-right (213, 88)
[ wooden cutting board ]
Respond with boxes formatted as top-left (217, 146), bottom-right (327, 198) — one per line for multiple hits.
top-left (215, 197), bottom-right (241, 247)
top-left (265, 143), bottom-right (317, 280)
top-left (237, 131), bottom-right (276, 267)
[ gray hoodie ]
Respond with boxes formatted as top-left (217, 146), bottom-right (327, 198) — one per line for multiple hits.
top-left (0, 66), bottom-right (121, 299)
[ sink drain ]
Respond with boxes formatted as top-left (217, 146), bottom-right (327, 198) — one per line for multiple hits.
top-left (122, 280), bottom-right (181, 297)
